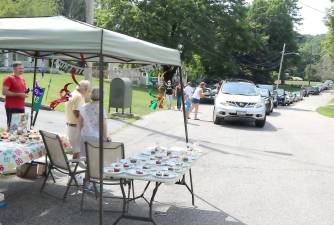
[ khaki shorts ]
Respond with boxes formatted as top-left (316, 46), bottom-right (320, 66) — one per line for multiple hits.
top-left (67, 125), bottom-right (81, 153)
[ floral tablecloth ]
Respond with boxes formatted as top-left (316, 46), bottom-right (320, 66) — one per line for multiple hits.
top-left (0, 141), bottom-right (45, 174)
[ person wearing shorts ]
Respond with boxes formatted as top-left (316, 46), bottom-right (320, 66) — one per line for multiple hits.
top-left (189, 82), bottom-right (206, 120)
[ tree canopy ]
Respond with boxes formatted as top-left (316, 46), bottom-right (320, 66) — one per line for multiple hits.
top-left (96, 0), bottom-right (302, 83)
top-left (1, 0), bottom-right (334, 83)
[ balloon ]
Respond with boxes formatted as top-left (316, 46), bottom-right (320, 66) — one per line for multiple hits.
top-left (70, 68), bottom-right (79, 85)
top-left (49, 83), bottom-right (72, 110)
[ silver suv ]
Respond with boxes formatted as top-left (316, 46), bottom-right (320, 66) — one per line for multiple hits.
top-left (213, 80), bottom-right (266, 127)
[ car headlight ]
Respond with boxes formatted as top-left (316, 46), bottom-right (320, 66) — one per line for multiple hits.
top-left (219, 101), bottom-right (229, 106)
top-left (255, 102), bottom-right (264, 108)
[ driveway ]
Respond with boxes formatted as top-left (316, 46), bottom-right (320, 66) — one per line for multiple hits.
top-left (1, 91), bottom-right (334, 225)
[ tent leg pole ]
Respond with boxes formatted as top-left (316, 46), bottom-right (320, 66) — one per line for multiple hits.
top-left (30, 52), bottom-right (38, 129)
top-left (178, 67), bottom-right (189, 143)
top-left (98, 31), bottom-right (105, 225)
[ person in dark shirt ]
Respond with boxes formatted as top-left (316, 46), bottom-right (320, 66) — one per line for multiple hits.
top-left (165, 80), bottom-right (174, 110)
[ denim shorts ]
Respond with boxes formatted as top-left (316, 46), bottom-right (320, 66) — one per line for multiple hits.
top-left (191, 98), bottom-right (200, 104)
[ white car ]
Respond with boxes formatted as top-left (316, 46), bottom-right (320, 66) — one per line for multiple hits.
top-left (213, 80), bottom-right (266, 127)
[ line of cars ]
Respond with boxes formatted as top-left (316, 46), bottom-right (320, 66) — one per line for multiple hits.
top-left (275, 80), bottom-right (333, 106)
top-left (212, 79), bottom-right (333, 128)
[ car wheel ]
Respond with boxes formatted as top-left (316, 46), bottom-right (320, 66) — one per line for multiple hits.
top-left (214, 117), bottom-right (223, 125)
top-left (255, 116), bottom-right (266, 128)
top-left (213, 109), bottom-right (222, 125)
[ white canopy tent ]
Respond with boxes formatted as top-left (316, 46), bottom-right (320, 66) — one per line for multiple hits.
top-left (0, 16), bottom-right (189, 225)
top-left (0, 16), bottom-right (181, 66)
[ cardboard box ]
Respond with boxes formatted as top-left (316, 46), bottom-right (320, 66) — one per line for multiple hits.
top-left (16, 163), bottom-right (41, 179)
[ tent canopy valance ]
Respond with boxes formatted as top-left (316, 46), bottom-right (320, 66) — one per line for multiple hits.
top-left (0, 16), bottom-right (181, 66)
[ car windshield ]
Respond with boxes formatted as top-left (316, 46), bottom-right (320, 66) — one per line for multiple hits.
top-left (221, 82), bottom-right (257, 96)
top-left (259, 88), bottom-right (269, 97)
top-left (276, 89), bottom-right (284, 95)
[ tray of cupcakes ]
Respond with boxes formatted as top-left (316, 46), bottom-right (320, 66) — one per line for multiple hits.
top-left (0, 130), bottom-right (41, 144)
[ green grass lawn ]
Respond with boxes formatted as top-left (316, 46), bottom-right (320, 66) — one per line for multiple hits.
top-left (316, 98), bottom-right (334, 118)
top-left (0, 72), bottom-right (153, 117)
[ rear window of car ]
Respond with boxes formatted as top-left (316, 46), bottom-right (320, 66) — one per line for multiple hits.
top-left (276, 89), bottom-right (284, 95)
top-left (259, 88), bottom-right (269, 97)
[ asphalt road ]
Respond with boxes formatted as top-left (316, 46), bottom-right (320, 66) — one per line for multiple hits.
top-left (1, 91), bottom-right (334, 225)
top-left (112, 90), bottom-right (334, 225)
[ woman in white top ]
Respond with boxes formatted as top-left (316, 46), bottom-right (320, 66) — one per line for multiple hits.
top-left (78, 88), bottom-right (109, 158)
top-left (190, 82), bottom-right (206, 120)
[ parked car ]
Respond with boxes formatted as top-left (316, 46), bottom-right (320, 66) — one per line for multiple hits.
top-left (292, 91), bottom-right (302, 102)
top-left (324, 80), bottom-right (333, 88)
top-left (316, 84), bottom-right (325, 92)
top-left (310, 86), bottom-right (320, 95)
top-left (257, 84), bottom-right (278, 107)
top-left (301, 87), bottom-right (309, 97)
top-left (295, 91), bottom-right (303, 101)
top-left (291, 92), bottom-right (297, 102)
top-left (213, 79), bottom-right (266, 127)
top-left (276, 88), bottom-right (287, 106)
top-left (201, 86), bottom-right (216, 104)
top-left (258, 88), bottom-right (274, 115)
top-left (285, 91), bottom-right (292, 106)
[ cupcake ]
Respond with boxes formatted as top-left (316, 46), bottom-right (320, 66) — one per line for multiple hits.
top-left (143, 165), bottom-right (150, 170)
top-left (136, 170), bottom-right (143, 175)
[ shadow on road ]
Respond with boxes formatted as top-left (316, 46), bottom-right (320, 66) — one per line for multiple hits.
top-left (0, 178), bottom-right (249, 225)
top-left (264, 151), bottom-right (293, 156)
top-left (214, 120), bottom-right (277, 132)
top-left (268, 111), bottom-right (281, 117)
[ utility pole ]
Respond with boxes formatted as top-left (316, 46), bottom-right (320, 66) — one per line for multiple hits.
top-left (308, 44), bottom-right (313, 86)
top-left (84, 0), bottom-right (94, 82)
top-left (277, 43), bottom-right (286, 89)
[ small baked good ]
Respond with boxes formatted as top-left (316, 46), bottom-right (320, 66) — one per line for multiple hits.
top-left (136, 170), bottom-right (143, 175)
top-left (168, 167), bottom-right (174, 171)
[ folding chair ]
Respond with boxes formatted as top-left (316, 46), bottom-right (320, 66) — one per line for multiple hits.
top-left (39, 130), bottom-right (86, 200)
top-left (80, 141), bottom-right (133, 212)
